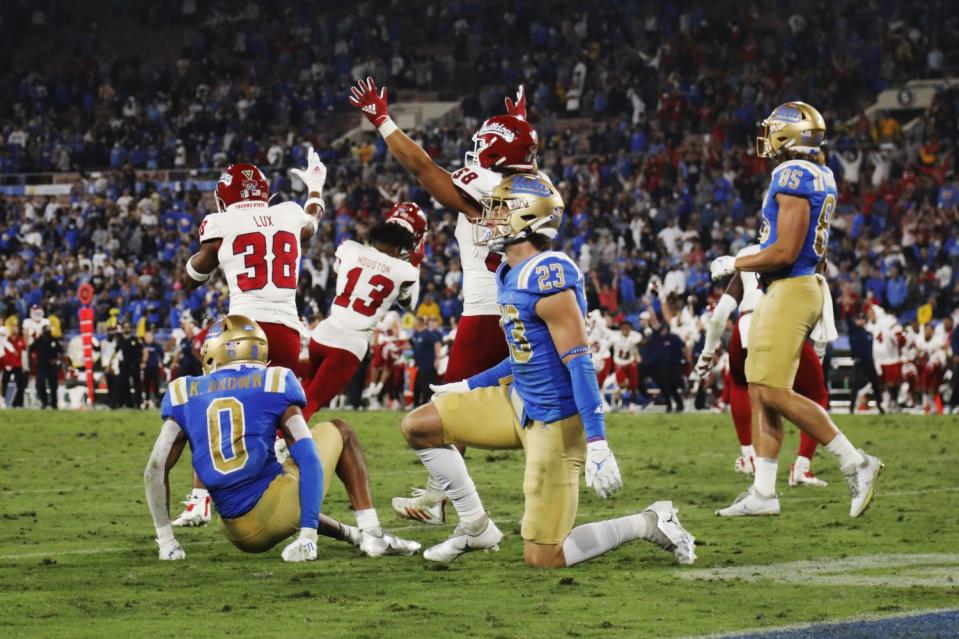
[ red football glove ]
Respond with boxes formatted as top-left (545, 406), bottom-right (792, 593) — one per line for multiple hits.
top-left (504, 84), bottom-right (527, 120)
top-left (348, 77), bottom-right (390, 126)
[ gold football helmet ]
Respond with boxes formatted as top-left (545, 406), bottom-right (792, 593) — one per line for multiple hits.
top-left (199, 315), bottom-right (269, 374)
top-left (756, 101), bottom-right (826, 159)
top-left (473, 174), bottom-right (564, 252)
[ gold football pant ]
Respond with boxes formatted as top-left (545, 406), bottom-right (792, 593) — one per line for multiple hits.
top-left (745, 275), bottom-right (823, 389)
top-left (219, 421), bottom-right (343, 553)
top-left (433, 385), bottom-right (586, 545)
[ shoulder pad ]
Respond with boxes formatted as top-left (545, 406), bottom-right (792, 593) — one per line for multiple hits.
top-left (515, 251), bottom-right (583, 295)
top-left (264, 367), bottom-right (292, 393)
top-left (198, 214), bottom-right (223, 242)
top-left (770, 160), bottom-right (827, 197)
top-left (450, 166), bottom-right (503, 204)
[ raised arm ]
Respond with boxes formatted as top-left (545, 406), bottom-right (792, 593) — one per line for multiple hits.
top-left (289, 146), bottom-right (327, 241)
top-left (144, 419), bottom-right (188, 559)
top-left (348, 77), bottom-right (480, 216)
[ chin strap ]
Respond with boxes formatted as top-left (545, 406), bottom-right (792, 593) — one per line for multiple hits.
top-left (491, 214), bottom-right (558, 252)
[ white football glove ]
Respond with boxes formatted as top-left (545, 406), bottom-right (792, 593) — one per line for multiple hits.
top-left (281, 528), bottom-right (318, 562)
top-left (429, 380), bottom-right (470, 399)
top-left (289, 146), bottom-right (327, 195)
top-left (710, 255), bottom-right (737, 280)
top-left (157, 538), bottom-right (186, 561)
top-left (585, 440), bottom-right (622, 499)
top-left (693, 351), bottom-right (714, 380)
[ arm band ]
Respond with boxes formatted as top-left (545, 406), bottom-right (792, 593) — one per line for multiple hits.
top-left (288, 437), bottom-right (324, 529)
top-left (185, 257), bottom-right (211, 282)
top-left (565, 354), bottom-right (606, 442)
top-left (466, 357), bottom-right (513, 389)
top-left (378, 117), bottom-right (398, 138)
top-left (560, 345), bottom-right (589, 359)
top-left (703, 293), bottom-right (738, 356)
top-left (304, 197), bottom-right (325, 215)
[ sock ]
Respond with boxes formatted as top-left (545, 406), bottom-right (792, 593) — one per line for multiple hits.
top-left (740, 444), bottom-right (756, 460)
top-left (562, 511), bottom-right (659, 567)
top-left (825, 433), bottom-right (866, 470)
top-left (191, 488), bottom-right (209, 501)
top-left (753, 457), bottom-right (778, 496)
top-left (415, 446), bottom-right (485, 523)
top-left (797, 432), bottom-right (818, 460)
top-left (424, 474), bottom-right (445, 502)
top-left (354, 508), bottom-right (380, 531)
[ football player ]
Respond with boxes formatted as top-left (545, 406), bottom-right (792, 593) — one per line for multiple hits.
top-left (174, 150), bottom-right (326, 526)
top-left (349, 78), bottom-right (543, 523)
top-left (302, 202), bottom-right (425, 421)
top-left (711, 102), bottom-right (882, 518)
top-left (399, 174), bottom-right (696, 567)
top-left (610, 322), bottom-right (643, 409)
top-left (695, 245), bottom-right (829, 487)
top-left (143, 315), bottom-right (420, 561)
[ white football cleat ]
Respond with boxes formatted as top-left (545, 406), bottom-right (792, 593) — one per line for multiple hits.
top-left (423, 515), bottom-right (502, 562)
top-left (391, 487), bottom-right (447, 525)
top-left (788, 456), bottom-right (828, 487)
top-left (643, 501), bottom-right (696, 565)
top-left (172, 493), bottom-right (212, 527)
top-left (715, 487), bottom-right (780, 517)
top-left (359, 528), bottom-right (422, 557)
top-left (845, 450), bottom-right (884, 518)
top-left (734, 455), bottom-right (755, 476)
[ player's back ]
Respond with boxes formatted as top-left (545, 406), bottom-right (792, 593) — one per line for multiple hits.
top-left (312, 240), bottom-right (419, 358)
top-left (497, 250), bottom-right (586, 423)
top-left (161, 365), bottom-right (305, 519)
top-left (759, 159), bottom-right (837, 279)
top-left (199, 201), bottom-right (312, 330)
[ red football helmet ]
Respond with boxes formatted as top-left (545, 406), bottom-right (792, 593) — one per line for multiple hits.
top-left (465, 115), bottom-right (538, 172)
top-left (385, 202), bottom-right (428, 264)
top-left (214, 163), bottom-right (269, 212)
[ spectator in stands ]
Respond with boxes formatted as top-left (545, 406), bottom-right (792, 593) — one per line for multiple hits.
top-left (886, 264), bottom-right (911, 313)
top-left (140, 330), bottom-right (163, 409)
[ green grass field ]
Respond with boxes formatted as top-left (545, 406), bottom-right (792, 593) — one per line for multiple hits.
top-left (1, 410), bottom-right (957, 638)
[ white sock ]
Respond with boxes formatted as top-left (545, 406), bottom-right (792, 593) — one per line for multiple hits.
top-left (753, 458), bottom-right (778, 496)
top-left (415, 446), bottom-right (486, 523)
top-left (740, 444), bottom-right (756, 459)
top-left (424, 474), bottom-right (445, 502)
top-left (562, 512), bottom-right (658, 567)
top-left (825, 433), bottom-right (865, 470)
top-left (191, 488), bottom-right (209, 501)
top-left (354, 508), bottom-right (380, 531)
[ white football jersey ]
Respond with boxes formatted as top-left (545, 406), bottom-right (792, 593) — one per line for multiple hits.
top-left (611, 331), bottom-right (642, 366)
top-left (449, 165), bottom-right (555, 316)
top-left (199, 200), bottom-right (312, 332)
top-left (311, 240), bottom-right (419, 360)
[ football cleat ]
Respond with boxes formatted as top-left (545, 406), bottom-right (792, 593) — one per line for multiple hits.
top-left (172, 493), bottom-right (212, 527)
top-left (734, 455), bottom-right (755, 476)
top-left (391, 487), bottom-right (447, 525)
top-left (715, 487), bottom-right (780, 517)
top-left (789, 456), bottom-right (828, 487)
top-left (844, 450), bottom-right (884, 518)
top-left (423, 515), bottom-right (502, 562)
top-left (359, 528), bottom-right (422, 557)
top-left (643, 501), bottom-right (696, 565)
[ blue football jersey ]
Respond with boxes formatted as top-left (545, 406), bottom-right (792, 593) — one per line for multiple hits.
top-left (161, 365), bottom-right (306, 519)
top-left (759, 159), bottom-right (838, 278)
top-left (497, 250), bottom-right (586, 424)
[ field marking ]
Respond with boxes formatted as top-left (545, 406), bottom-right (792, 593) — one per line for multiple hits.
top-left (687, 606), bottom-right (959, 639)
top-left (679, 552), bottom-right (959, 589)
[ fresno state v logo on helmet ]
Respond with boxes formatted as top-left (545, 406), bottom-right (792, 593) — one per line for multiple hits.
top-left (215, 163), bottom-right (270, 212)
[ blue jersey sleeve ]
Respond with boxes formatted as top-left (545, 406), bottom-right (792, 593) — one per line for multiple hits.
top-left (769, 162), bottom-right (818, 200)
top-left (160, 376), bottom-right (189, 423)
top-left (284, 369), bottom-right (307, 408)
top-left (515, 252), bottom-right (583, 297)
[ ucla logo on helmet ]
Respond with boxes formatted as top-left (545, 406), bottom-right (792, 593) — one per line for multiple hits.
top-left (773, 105), bottom-right (802, 122)
top-left (206, 322), bottom-right (224, 338)
top-left (510, 176), bottom-right (551, 197)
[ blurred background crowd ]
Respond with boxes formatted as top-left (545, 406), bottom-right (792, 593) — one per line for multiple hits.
top-left (2, 0), bottom-right (959, 411)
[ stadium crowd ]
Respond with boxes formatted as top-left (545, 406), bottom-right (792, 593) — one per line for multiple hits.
top-left (2, 0), bottom-right (959, 411)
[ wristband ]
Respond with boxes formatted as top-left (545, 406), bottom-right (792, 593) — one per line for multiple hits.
top-left (305, 197), bottom-right (325, 213)
top-left (299, 527), bottom-right (318, 542)
top-left (378, 117), bottom-right (398, 138)
top-left (560, 345), bottom-right (589, 359)
top-left (185, 257), bottom-right (211, 282)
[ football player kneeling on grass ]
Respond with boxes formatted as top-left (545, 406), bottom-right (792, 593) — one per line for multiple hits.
top-left (144, 315), bottom-right (420, 561)
top-left (400, 175), bottom-right (696, 568)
